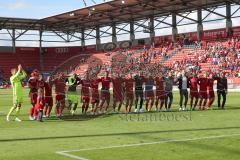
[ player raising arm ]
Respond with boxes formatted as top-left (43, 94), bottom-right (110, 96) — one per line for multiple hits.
top-left (6, 64), bottom-right (27, 122)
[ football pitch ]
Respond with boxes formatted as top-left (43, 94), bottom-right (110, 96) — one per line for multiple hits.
top-left (0, 89), bottom-right (240, 160)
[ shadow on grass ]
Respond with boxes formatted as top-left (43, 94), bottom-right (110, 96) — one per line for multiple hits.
top-left (0, 126), bottom-right (240, 143)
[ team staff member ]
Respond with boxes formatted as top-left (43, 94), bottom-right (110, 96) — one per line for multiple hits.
top-left (215, 72), bottom-right (228, 109)
top-left (176, 70), bottom-right (189, 111)
top-left (134, 72), bottom-right (145, 113)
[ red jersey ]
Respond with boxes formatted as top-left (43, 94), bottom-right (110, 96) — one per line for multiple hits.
top-left (155, 77), bottom-right (164, 93)
top-left (38, 79), bottom-right (45, 90)
top-left (44, 82), bottom-right (52, 97)
top-left (81, 79), bottom-right (91, 96)
top-left (54, 78), bottom-right (66, 95)
top-left (112, 77), bottom-right (123, 95)
top-left (198, 78), bottom-right (208, 91)
top-left (189, 77), bottom-right (198, 91)
top-left (125, 78), bottom-right (134, 95)
top-left (207, 78), bottom-right (214, 92)
top-left (36, 96), bottom-right (45, 110)
top-left (91, 78), bottom-right (101, 95)
top-left (101, 77), bottom-right (111, 90)
top-left (28, 77), bottom-right (38, 93)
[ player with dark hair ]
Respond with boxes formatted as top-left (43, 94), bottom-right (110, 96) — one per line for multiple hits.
top-left (145, 75), bottom-right (155, 111)
top-left (198, 72), bottom-right (208, 110)
top-left (164, 72), bottom-right (174, 112)
top-left (155, 73), bottom-right (165, 112)
top-left (112, 73), bottom-right (124, 112)
top-left (43, 76), bottom-right (53, 118)
top-left (215, 72), bottom-right (228, 109)
top-left (54, 73), bottom-right (66, 117)
top-left (80, 73), bottom-right (91, 114)
top-left (35, 88), bottom-right (45, 122)
top-left (6, 64), bottom-right (27, 122)
top-left (176, 70), bottom-right (189, 111)
top-left (189, 72), bottom-right (199, 110)
top-left (124, 73), bottom-right (135, 113)
top-left (90, 76), bottom-right (101, 114)
top-left (28, 72), bottom-right (39, 120)
top-left (66, 73), bottom-right (81, 115)
top-left (134, 72), bottom-right (145, 113)
top-left (207, 73), bottom-right (215, 109)
top-left (99, 71), bottom-right (111, 113)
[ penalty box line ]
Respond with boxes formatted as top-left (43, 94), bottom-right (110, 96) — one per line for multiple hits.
top-left (56, 133), bottom-right (240, 160)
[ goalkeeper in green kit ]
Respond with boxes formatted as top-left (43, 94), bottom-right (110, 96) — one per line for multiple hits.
top-left (66, 73), bottom-right (81, 115)
top-left (6, 64), bottom-right (27, 122)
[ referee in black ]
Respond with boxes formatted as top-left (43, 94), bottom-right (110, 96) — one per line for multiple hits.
top-left (215, 72), bottom-right (228, 109)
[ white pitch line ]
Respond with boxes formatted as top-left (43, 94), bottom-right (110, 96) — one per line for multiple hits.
top-left (56, 133), bottom-right (240, 160)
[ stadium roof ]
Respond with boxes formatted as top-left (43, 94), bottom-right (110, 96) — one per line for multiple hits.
top-left (0, 0), bottom-right (238, 32)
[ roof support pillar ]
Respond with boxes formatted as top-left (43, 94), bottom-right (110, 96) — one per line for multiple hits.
top-left (130, 20), bottom-right (135, 42)
top-left (12, 29), bottom-right (16, 53)
top-left (39, 30), bottom-right (44, 71)
top-left (149, 16), bottom-right (155, 45)
top-left (226, 2), bottom-right (232, 37)
top-left (197, 8), bottom-right (203, 41)
top-left (112, 23), bottom-right (117, 44)
top-left (81, 28), bottom-right (85, 47)
top-left (172, 13), bottom-right (178, 43)
top-left (96, 26), bottom-right (101, 50)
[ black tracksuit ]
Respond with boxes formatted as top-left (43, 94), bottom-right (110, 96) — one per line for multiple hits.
top-left (215, 77), bottom-right (228, 109)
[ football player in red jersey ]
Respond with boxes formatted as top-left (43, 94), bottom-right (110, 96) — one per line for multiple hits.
top-left (198, 72), bottom-right (208, 110)
top-left (99, 71), bottom-right (111, 113)
top-left (35, 88), bottom-right (45, 122)
top-left (189, 72), bottom-right (199, 111)
top-left (54, 73), bottom-right (66, 117)
top-left (112, 73), bottom-right (124, 112)
top-left (207, 73), bottom-right (215, 109)
top-left (43, 76), bottom-right (53, 118)
top-left (38, 74), bottom-right (45, 91)
top-left (124, 74), bottom-right (135, 113)
top-left (90, 76), bottom-right (101, 114)
top-left (155, 73), bottom-right (165, 111)
top-left (80, 73), bottom-right (91, 114)
top-left (145, 75), bottom-right (155, 112)
top-left (28, 72), bottom-right (39, 120)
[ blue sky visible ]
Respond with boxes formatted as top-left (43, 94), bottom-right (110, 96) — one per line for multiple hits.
top-left (0, 0), bottom-right (110, 19)
top-left (0, 0), bottom-right (239, 47)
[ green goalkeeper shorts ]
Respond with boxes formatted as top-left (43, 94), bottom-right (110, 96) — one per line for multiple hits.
top-left (67, 92), bottom-right (79, 104)
top-left (13, 95), bottom-right (23, 105)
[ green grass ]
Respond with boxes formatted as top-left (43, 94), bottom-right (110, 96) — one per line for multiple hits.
top-left (0, 89), bottom-right (240, 160)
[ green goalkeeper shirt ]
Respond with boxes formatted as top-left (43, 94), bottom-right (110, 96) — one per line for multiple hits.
top-left (10, 69), bottom-right (27, 98)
